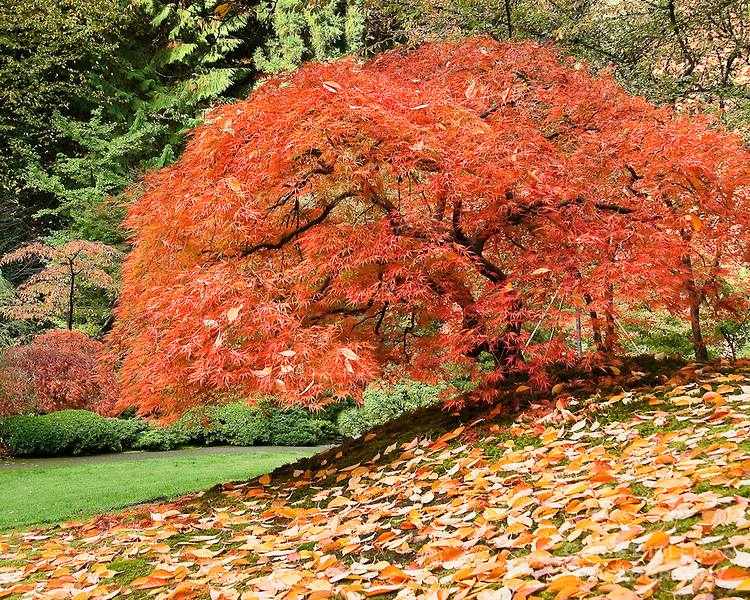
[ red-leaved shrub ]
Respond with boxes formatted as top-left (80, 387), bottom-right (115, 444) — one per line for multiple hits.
top-left (0, 330), bottom-right (119, 416)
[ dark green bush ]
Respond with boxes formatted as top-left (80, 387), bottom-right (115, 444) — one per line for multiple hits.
top-left (165, 410), bottom-right (206, 446)
top-left (0, 398), bottom-right (339, 457)
top-left (0, 410), bottom-right (121, 457)
top-left (200, 399), bottom-right (340, 446)
top-left (203, 403), bottom-right (264, 446)
top-left (265, 406), bottom-right (321, 445)
top-left (311, 419), bottom-right (339, 441)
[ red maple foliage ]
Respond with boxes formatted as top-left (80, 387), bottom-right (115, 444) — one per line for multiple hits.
top-left (0, 330), bottom-right (119, 416)
top-left (109, 38), bottom-right (750, 415)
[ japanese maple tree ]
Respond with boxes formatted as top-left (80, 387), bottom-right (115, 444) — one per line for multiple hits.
top-left (0, 240), bottom-right (123, 331)
top-left (110, 38), bottom-right (750, 415)
top-left (0, 329), bottom-right (119, 416)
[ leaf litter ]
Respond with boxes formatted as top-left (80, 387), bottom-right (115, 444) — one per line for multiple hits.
top-left (4, 365), bottom-right (750, 599)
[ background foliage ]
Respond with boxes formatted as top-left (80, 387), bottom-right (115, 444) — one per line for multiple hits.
top-left (337, 381), bottom-right (444, 438)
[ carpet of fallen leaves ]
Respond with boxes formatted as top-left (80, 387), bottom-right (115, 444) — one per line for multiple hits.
top-left (5, 364), bottom-right (750, 600)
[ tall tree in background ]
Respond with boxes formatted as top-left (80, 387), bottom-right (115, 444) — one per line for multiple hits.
top-left (109, 39), bottom-right (750, 417)
top-left (2, 0), bottom-right (367, 248)
top-left (0, 0), bottom-right (128, 250)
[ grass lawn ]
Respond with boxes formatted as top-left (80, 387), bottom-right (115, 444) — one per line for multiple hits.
top-left (0, 449), bottom-right (315, 531)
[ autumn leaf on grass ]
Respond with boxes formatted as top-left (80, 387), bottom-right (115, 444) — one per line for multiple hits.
top-left (600, 583), bottom-right (641, 600)
top-left (642, 531), bottom-right (670, 550)
top-left (714, 567), bottom-right (750, 589)
top-left (477, 589), bottom-right (511, 600)
top-left (131, 576), bottom-right (170, 590)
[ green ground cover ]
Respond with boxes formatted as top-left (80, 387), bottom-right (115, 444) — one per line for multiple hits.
top-left (0, 449), bottom-right (314, 531)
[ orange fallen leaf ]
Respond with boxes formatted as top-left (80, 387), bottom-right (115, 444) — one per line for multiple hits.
top-left (600, 583), bottom-right (641, 600)
top-left (131, 576), bottom-right (169, 589)
top-left (643, 531), bottom-right (670, 549)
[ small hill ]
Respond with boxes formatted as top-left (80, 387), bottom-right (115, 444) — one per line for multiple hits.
top-left (3, 361), bottom-right (750, 600)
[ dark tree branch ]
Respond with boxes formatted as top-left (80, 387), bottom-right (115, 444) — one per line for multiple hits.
top-left (238, 190), bottom-right (353, 258)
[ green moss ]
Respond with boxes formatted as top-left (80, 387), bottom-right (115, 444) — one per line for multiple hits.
top-left (551, 539), bottom-right (584, 557)
top-left (297, 541), bottom-right (316, 551)
top-left (161, 528), bottom-right (226, 548)
top-left (107, 559), bottom-right (152, 588)
top-left (628, 482), bottom-right (652, 498)
top-left (670, 515), bottom-right (702, 534)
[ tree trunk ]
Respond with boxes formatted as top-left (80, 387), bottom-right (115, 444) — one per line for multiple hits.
top-left (682, 254), bottom-right (708, 361)
top-left (689, 299), bottom-right (708, 361)
top-left (505, 0), bottom-right (513, 38)
top-left (67, 263), bottom-right (75, 331)
top-left (604, 285), bottom-right (616, 354)
top-left (586, 294), bottom-right (605, 353)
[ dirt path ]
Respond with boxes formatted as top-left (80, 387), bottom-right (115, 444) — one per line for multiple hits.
top-left (0, 445), bottom-right (333, 471)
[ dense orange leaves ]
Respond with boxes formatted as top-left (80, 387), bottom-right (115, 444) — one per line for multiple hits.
top-left (6, 366), bottom-right (750, 598)
top-left (110, 38), bottom-right (750, 414)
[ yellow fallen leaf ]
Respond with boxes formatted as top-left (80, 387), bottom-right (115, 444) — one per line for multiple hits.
top-left (280, 572), bottom-right (303, 586)
top-left (653, 477), bottom-right (691, 491)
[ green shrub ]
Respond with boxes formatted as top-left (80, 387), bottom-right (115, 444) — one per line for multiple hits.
top-left (311, 419), bottom-right (338, 441)
top-left (110, 418), bottom-right (150, 448)
top-left (265, 406), bottom-right (320, 445)
top-left (337, 381), bottom-right (443, 438)
top-left (165, 410), bottom-right (206, 446)
top-left (131, 428), bottom-right (184, 452)
top-left (200, 399), bottom-right (339, 446)
top-left (0, 410), bottom-right (121, 457)
top-left (0, 398), bottom-right (338, 457)
top-left (203, 403), bottom-right (265, 446)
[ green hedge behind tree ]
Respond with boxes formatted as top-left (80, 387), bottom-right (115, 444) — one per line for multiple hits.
top-left (0, 410), bottom-right (122, 456)
top-left (0, 400), bottom-right (342, 457)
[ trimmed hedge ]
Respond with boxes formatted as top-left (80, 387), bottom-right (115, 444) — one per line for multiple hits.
top-left (0, 400), bottom-right (343, 457)
top-left (0, 410), bottom-right (122, 457)
top-left (204, 401), bottom-right (325, 446)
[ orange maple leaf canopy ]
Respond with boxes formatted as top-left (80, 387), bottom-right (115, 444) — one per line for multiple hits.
top-left (110, 38), bottom-right (750, 416)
